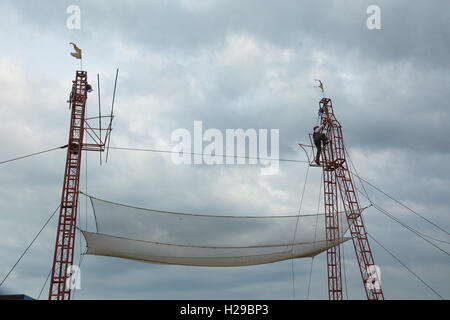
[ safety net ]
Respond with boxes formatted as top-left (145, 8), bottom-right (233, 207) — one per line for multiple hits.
top-left (80, 195), bottom-right (350, 267)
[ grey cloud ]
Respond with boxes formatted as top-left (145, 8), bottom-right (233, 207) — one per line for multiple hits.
top-left (0, 0), bottom-right (449, 300)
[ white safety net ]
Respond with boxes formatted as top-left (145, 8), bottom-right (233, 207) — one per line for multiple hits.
top-left (81, 196), bottom-right (350, 267)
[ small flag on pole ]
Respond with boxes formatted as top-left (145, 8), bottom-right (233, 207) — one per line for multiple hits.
top-left (69, 42), bottom-right (82, 59)
top-left (314, 79), bottom-right (324, 94)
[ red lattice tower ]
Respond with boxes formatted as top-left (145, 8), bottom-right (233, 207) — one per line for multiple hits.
top-left (48, 71), bottom-right (87, 300)
top-left (319, 98), bottom-right (384, 300)
top-left (48, 70), bottom-right (114, 300)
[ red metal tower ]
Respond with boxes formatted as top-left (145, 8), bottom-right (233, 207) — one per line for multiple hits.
top-left (48, 70), bottom-right (115, 300)
top-left (321, 97), bottom-right (383, 300)
top-left (48, 71), bottom-right (87, 300)
top-left (301, 97), bottom-right (384, 300)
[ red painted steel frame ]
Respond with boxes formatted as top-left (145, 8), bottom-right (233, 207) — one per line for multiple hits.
top-left (48, 70), bottom-right (113, 300)
top-left (48, 71), bottom-right (88, 300)
top-left (319, 98), bottom-right (384, 300)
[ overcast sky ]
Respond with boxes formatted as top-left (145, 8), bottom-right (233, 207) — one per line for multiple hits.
top-left (0, 0), bottom-right (449, 300)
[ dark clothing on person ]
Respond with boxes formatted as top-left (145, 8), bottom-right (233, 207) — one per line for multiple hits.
top-left (313, 127), bottom-right (328, 164)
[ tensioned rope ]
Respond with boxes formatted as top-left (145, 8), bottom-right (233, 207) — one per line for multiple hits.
top-left (367, 233), bottom-right (445, 300)
top-left (341, 223), bottom-right (349, 300)
top-left (76, 228), bottom-right (330, 249)
top-left (0, 205), bottom-right (60, 289)
top-left (37, 267), bottom-right (51, 300)
top-left (80, 191), bottom-right (324, 219)
top-left (374, 201), bottom-right (448, 255)
top-left (344, 146), bottom-right (372, 204)
top-left (108, 146), bottom-right (309, 164)
top-left (306, 174), bottom-right (322, 300)
top-left (344, 147), bottom-right (449, 251)
top-left (290, 165), bottom-right (310, 300)
top-left (344, 145), bottom-right (448, 236)
top-left (354, 186), bottom-right (449, 255)
top-left (359, 175), bottom-right (449, 236)
top-left (0, 145), bottom-right (67, 165)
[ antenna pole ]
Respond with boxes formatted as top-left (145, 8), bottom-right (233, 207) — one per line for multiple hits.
top-left (97, 74), bottom-right (102, 165)
top-left (106, 68), bottom-right (118, 163)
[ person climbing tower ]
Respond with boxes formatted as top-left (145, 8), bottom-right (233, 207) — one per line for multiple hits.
top-left (313, 124), bottom-right (328, 165)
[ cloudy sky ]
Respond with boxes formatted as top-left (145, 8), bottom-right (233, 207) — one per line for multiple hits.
top-left (0, 0), bottom-right (449, 300)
